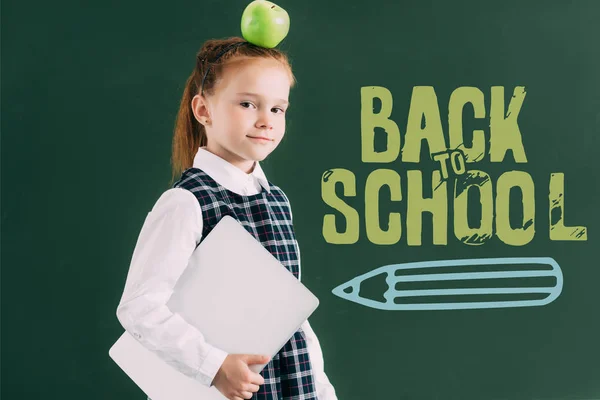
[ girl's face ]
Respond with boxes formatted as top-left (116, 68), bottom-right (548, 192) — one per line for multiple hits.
top-left (194, 57), bottom-right (291, 173)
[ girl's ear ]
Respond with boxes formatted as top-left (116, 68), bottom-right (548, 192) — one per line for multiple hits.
top-left (191, 94), bottom-right (212, 126)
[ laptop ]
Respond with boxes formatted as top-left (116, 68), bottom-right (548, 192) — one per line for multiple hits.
top-left (109, 215), bottom-right (320, 400)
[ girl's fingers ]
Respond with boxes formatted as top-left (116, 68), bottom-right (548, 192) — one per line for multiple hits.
top-left (246, 383), bottom-right (260, 392)
top-left (240, 391), bottom-right (253, 399)
top-left (250, 372), bottom-right (265, 386)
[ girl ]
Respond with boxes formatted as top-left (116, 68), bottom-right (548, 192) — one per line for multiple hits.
top-left (116, 37), bottom-right (338, 400)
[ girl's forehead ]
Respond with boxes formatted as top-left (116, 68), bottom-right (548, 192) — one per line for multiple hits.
top-left (219, 58), bottom-right (291, 95)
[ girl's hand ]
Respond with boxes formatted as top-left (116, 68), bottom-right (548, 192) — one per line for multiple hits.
top-left (212, 354), bottom-right (269, 400)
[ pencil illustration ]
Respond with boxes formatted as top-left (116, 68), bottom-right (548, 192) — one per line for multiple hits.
top-left (332, 257), bottom-right (563, 310)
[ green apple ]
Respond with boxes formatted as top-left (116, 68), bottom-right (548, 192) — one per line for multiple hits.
top-left (241, 0), bottom-right (290, 48)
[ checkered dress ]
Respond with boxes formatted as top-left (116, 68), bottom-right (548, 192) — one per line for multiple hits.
top-left (173, 167), bottom-right (318, 400)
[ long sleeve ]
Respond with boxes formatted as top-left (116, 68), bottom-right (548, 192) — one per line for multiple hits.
top-left (301, 319), bottom-right (338, 399)
top-left (116, 188), bottom-right (228, 387)
top-left (284, 191), bottom-right (338, 399)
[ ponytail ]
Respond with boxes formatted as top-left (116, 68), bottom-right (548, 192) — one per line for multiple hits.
top-left (170, 72), bottom-right (207, 186)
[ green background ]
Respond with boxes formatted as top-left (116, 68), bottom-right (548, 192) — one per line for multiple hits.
top-left (2, 0), bottom-right (599, 399)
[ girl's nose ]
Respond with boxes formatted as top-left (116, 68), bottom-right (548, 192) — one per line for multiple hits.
top-left (256, 113), bottom-right (273, 129)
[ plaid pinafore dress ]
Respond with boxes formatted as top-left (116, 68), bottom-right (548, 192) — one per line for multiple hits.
top-left (173, 167), bottom-right (318, 400)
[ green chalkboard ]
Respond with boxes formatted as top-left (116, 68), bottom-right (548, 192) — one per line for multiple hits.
top-left (2, 0), bottom-right (599, 399)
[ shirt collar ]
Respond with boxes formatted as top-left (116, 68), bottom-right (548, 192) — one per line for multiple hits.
top-left (192, 147), bottom-right (271, 194)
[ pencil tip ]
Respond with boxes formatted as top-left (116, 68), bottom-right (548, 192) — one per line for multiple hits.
top-left (331, 282), bottom-right (356, 299)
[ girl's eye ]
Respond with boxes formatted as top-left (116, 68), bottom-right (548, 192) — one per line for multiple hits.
top-left (240, 102), bottom-right (285, 113)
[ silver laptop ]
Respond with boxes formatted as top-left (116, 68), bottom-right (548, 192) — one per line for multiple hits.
top-left (109, 215), bottom-right (319, 400)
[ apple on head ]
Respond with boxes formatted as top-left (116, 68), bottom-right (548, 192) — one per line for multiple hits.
top-left (241, 0), bottom-right (290, 48)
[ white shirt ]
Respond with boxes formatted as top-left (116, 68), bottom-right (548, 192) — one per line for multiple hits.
top-left (116, 147), bottom-right (337, 399)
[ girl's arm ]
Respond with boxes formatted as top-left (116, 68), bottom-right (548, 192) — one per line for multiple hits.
top-left (302, 316), bottom-right (338, 399)
top-left (116, 188), bottom-right (227, 387)
top-left (284, 191), bottom-right (338, 399)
